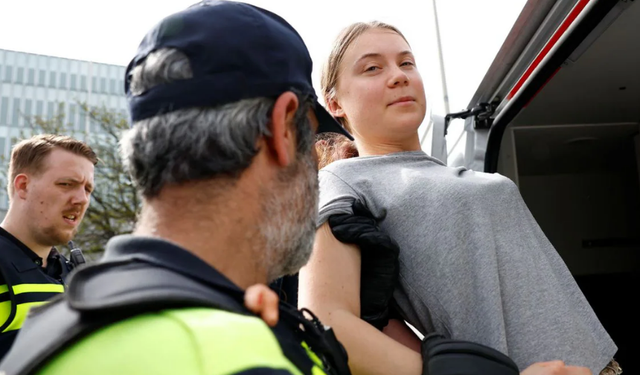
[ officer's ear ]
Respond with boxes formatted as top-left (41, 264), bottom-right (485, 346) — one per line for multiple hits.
top-left (266, 91), bottom-right (299, 168)
top-left (14, 174), bottom-right (30, 200)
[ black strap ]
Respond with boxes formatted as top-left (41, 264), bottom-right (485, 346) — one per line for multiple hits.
top-left (0, 264), bottom-right (17, 334)
top-left (65, 260), bottom-right (247, 315)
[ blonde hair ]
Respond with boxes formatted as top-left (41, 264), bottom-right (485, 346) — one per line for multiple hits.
top-left (7, 134), bottom-right (98, 197)
top-left (316, 21), bottom-right (408, 169)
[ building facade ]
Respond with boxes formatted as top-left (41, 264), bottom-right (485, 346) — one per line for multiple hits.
top-left (0, 48), bottom-right (127, 215)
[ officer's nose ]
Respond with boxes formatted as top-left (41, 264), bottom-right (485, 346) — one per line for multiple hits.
top-left (70, 187), bottom-right (90, 206)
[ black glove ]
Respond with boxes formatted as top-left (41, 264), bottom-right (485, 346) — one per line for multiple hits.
top-left (421, 333), bottom-right (519, 375)
top-left (328, 201), bottom-right (400, 330)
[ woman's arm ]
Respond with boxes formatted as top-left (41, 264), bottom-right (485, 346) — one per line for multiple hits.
top-left (298, 223), bottom-right (422, 375)
top-left (299, 225), bottom-right (592, 375)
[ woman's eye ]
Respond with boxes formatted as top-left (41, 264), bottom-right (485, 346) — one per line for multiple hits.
top-left (365, 66), bottom-right (379, 72)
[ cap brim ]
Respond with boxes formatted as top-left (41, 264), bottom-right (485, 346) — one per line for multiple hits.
top-left (314, 101), bottom-right (353, 140)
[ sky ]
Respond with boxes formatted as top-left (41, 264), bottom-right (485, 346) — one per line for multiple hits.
top-left (0, 0), bottom-right (526, 122)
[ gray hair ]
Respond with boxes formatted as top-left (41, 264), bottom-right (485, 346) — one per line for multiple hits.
top-left (121, 48), bottom-right (314, 198)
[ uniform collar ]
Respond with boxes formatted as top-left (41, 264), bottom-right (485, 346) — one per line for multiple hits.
top-left (102, 235), bottom-right (242, 294)
top-left (0, 226), bottom-right (57, 267)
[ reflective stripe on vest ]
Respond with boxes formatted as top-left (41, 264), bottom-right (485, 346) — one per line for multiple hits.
top-left (0, 283), bottom-right (65, 333)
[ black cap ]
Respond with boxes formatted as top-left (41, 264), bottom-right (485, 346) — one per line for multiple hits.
top-left (125, 0), bottom-right (352, 140)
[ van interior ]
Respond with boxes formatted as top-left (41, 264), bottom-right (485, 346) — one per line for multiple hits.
top-left (495, 2), bottom-right (639, 372)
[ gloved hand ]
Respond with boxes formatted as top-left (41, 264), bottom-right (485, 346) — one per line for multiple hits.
top-left (421, 333), bottom-right (519, 375)
top-left (328, 200), bottom-right (400, 330)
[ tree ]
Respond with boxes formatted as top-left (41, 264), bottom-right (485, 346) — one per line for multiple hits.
top-left (1, 102), bottom-right (139, 258)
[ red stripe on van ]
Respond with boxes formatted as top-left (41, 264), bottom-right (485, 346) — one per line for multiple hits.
top-left (506, 0), bottom-right (590, 100)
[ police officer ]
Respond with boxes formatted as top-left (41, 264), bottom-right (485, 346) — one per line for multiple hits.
top-left (0, 2), bottom-right (352, 375)
top-left (0, 134), bottom-right (96, 359)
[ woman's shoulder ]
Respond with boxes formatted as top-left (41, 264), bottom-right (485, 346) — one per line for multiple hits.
top-left (321, 150), bottom-right (437, 171)
top-left (460, 169), bottom-right (515, 184)
top-left (454, 168), bottom-right (520, 194)
top-left (319, 156), bottom-right (368, 176)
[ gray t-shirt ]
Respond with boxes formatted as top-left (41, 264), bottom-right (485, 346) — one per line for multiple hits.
top-left (317, 150), bottom-right (616, 373)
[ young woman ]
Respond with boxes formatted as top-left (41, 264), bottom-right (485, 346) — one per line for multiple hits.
top-left (298, 21), bottom-right (619, 375)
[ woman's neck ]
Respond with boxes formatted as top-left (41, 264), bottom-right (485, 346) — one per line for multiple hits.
top-left (355, 132), bottom-right (422, 157)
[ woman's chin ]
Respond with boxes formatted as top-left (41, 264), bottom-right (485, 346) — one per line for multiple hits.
top-left (389, 115), bottom-right (424, 134)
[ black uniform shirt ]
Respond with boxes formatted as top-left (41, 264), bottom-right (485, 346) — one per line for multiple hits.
top-left (0, 227), bottom-right (70, 359)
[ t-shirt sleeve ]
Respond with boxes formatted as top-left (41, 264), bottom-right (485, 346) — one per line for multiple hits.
top-left (317, 169), bottom-right (360, 227)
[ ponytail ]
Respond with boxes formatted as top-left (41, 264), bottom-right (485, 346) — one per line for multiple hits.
top-left (315, 133), bottom-right (358, 169)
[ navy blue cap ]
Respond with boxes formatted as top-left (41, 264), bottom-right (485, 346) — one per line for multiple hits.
top-left (125, 0), bottom-right (352, 140)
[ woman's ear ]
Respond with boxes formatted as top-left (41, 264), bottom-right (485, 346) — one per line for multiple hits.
top-left (326, 94), bottom-right (346, 120)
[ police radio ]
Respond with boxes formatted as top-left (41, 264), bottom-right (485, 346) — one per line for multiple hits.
top-left (67, 240), bottom-right (87, 269)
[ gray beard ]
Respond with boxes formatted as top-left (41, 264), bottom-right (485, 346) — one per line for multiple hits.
top-left (261, 151), bottom-right (319, 282)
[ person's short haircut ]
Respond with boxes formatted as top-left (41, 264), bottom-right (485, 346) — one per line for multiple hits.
top-left (7, 134), bottom-right (98, 197)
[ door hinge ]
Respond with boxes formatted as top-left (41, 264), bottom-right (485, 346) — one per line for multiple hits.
top-left (444, 101), bottom-right (497, 135)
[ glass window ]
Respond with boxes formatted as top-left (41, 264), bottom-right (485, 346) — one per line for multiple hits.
top-left (100, 77), bottom-right (107, 94)
top-left (16, 68), bottom-right (24, 84)
top-left (4, 66), bottom-right (13, 82)
top-left (36, 100), bottom-right (44, 117)
top-left (28, 69), bottom-right (35, 85)
top-left (91, 77), bottom-right (97, 93)
top-left (38, 70), bottom-right (46, 86)
top-left (79, 110), bottom-right (86, 130)
top-left (90, 117), bottom-right (99, 133)
top-left (80, 76), bottom-right (87, 91)
top-left (0, 97), bottom-right (8, 124)
top-left (110, 78), bottom-right (116, 95)
top-left (49, 72), bottom-right (57, 88)
top-left (47, 101), bottom-right (55, 119)
top-left (60, 73), bottom-right (67, 89)
top-left (69, 104), bottom-right (77, 129)
top-left (58, 102), bottom-right (65, 122)
top-left (70, 74), bottom-right (77, 90)
top-left (0, 137), bottom-right (5, 158)
top-left (24, 99), bottom-right (32, 118)
top-left (12, 98), bottom-right (20, 126)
